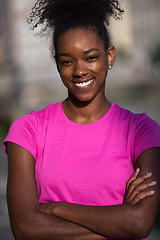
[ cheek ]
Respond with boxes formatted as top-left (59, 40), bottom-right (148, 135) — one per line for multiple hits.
top-left (89, 61), bottom-right (107, 76)
top-left (59, 68), bottom-right (73, 82)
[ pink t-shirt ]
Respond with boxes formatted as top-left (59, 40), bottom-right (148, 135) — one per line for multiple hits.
top-left (4, 102), bottom-right (160, 239)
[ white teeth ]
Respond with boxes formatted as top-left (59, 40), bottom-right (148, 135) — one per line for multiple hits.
top-left (75, 79), bottom-right (93, 87)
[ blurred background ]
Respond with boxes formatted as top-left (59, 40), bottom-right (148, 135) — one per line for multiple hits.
top-left (0, 0), bottom-right (160, 239)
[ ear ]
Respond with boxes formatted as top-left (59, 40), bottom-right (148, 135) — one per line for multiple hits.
top-left (106, 45), bottom-right (116, 69)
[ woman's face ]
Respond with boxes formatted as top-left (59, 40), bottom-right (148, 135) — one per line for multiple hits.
top-left (56, 28), bottom-right (115, 102)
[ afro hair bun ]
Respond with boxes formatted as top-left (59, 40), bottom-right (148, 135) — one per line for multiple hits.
top-left (28, 0), bottom-right (124, 32)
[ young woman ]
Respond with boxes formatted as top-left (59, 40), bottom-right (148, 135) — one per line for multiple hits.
top-left (4, 0), bottom-right (160, 239)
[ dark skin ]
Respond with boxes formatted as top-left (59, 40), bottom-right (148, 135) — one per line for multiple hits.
top-left (6, 28), bottom-right (160, 239)
top-left (56, 29), bottom-right (115, 124)
top-left (7, 143), bottom-right (157, 240)
top-left (39, 148), bottom-right (160, 239)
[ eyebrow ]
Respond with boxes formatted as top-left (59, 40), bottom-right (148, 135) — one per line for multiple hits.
top-left (84, 48), bottom-right (100, 54)
top-left (58, 48), bottom-right (100, 58)
top-left (58, 53), bottom-right (72, 57)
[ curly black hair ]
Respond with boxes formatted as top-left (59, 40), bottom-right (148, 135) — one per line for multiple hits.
top-left (28, 0), bottom-right (124, 57)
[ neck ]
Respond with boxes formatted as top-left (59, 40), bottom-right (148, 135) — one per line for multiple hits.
top-left (62, 94), bottom-right (111, 124)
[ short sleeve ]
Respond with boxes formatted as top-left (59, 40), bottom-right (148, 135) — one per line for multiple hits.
top-left (3, 113), bottom-right (38, 159)
top-left (133, 113), bottom-right (160, 161)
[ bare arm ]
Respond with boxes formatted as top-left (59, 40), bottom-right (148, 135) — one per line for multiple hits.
top-left (40, 148), bottom-right (160, 239)
top-left (7, 142), bottom-right (106, 240)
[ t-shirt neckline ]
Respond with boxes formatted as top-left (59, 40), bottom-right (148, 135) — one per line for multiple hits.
top-left (59, 101), bottom-right (115, 127)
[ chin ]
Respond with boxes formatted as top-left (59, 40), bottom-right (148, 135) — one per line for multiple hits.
top-left (69, 92), bottom-right (96, 105)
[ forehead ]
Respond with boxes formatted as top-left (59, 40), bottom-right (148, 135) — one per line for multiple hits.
top-left (57, 28), bottom-right (104, 54)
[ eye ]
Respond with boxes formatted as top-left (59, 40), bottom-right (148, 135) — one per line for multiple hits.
top-left (86, 55), bottom-right (98, 62)
top-left (60, 60), bottom-right (73, 66)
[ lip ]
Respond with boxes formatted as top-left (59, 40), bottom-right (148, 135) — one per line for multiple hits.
top-left (72, 78), bottom-right (94, 84)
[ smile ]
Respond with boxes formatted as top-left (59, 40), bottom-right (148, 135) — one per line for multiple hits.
top-left (74, 79), bottom-right (94, 88)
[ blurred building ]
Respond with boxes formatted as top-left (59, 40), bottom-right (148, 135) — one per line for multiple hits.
top-left (109, 0), bottom-right (160, 90)
top-left (111, 0), bottom-right (160, 50)
top-left (0, 0), bottom-right (66, 121)
top-left (129, 0), bottom-right (160, 50)
top-left (0, 0), bottom-right (160, 121)
top-left (0, 0), bottom-right (20, 122)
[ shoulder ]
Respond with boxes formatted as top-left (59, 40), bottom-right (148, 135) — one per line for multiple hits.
top-left (112, 103), bottom-right (138, 120)
top-left (112, 103), bottom-right (160, 143)
top-left (113, 103), bottom-right (160, 160)
top-left (118, 105), bottom-right (160, 160)
top-left (31, 102), bottom-right (60, 122)
top-left (7, 102), bottom-right (58, 131)
top-left (4, 102), bottom-right (61, 158)
top-left (111, 104), bottom-right (143, 130)
top-left (113, 103), bottom-right (160, 128)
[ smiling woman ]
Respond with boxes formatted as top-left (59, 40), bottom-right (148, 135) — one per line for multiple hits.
top-left (56, 29), bottom-right (114, 107)
top-left (3, 0), bottom-right (160, 240)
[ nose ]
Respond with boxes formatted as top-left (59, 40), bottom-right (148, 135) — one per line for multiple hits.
top-left (73, 61), bottom-right (88, 77)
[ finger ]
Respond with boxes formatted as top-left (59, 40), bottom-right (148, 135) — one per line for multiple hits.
top-left (126, 176), bottom-right (155, 200)
top-left (126, 172), bottom-right (152, 198)
top-left (128, 181), bottom-right (157, 202)
top-left (126, 168), bottom-right (140, 191)
top-left (131, 190), bottom-right (155, 205)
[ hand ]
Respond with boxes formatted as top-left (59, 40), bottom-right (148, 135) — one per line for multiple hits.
top-left (124, 168), bottom-right (156, 205)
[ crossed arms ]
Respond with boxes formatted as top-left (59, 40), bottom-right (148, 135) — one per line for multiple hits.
top-left (7, 143), bottom-right (160, 240)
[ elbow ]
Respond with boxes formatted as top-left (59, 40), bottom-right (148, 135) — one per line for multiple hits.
top-left (9, 208), bottom-right (41, 240)
top-left (133, 224), bottom-right (151, 239)
top-left (11, 220), bottom-right (36, 240)
top-left (11, 224), bottom-right (29, 240)
top-left (131, 211), bottom-right (153, 239)
top-left (11, 224), bottom-right (25, 240)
